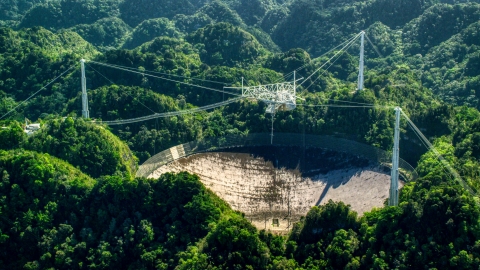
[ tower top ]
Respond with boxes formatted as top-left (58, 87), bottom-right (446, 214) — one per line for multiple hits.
top-left (357, 31), bottom-right (365, 91)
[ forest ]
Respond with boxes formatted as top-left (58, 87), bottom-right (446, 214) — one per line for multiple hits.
top-left (1, 0), bottom-right (480, 268)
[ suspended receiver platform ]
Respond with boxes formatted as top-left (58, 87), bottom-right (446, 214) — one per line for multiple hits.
top-left (244, 82), bottom-right (296, 113)
top-left (226, 77), bottom-right (298, 114)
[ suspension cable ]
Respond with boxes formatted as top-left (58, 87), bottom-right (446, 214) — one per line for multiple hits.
top-left (98, 97), bottom-right (244, 125)
top-left (278, 33), bottom-right (361, 83)
top-left (0, 64), bottom-right (77, 120)
top-left (364, 33), bottom-right (383, 58)
top-left (86, 63), bottom-right (157, 114)
top-left (296, 103), bottom-right (391, 109)
top-left (303, 35), bottom-right (360, 91)
top-left (323, 99), bottom-right (378, 106)
top-left (90, 61), bottom-right (230, 86)
top-left (88, 60), bottom-right (240, 96)
top-left (401, 110), bottom-right (474, 194)
top-left (404, 118), bottom-right (454, 184)
top-left (299, 32), bottom-right (361, 87)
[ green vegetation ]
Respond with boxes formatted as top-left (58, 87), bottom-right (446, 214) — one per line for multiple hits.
top-left (1, 155), bottom-right (478, 269)
top-left (18, 0), bottom-right (122, 30)
top-left (0, 149), bottom-right (95, 269)
top-left (0, 120), bottom-right (26, 149)
top-left (24, 117), bottom-right (137, 179)
top-left (0, 161), bottom-right (240, 269)
top-left (123, 18), bottom-right (181, 50)
top-left (68, 85), bottom-right (203, 162)
top-left (70, 17), bottom-right (132, 50)
top-left (187, 22), bottom-right (267, 67)
top-left (1, 0), bottom-right (480, 268)
top-left (0, 27), bottom-right (98, 119)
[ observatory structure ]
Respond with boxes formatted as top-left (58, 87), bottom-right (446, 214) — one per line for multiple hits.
top-left (138, 133), bottom-right (417, 232)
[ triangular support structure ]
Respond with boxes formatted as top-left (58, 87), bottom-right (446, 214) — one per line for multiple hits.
top-left (228, 72), bottom-right (300, 144)
top-left (81, 59), bottom-right (89, 119)
top-left (235, 73), bottom-right (298, 114)
top-left (357, 31), bottom-right (365, 91)
top-left (389, 107), bottom-right (401, 206)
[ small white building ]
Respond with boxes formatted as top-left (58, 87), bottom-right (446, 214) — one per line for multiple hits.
top-left (24, 123), bottom-right (41, 136)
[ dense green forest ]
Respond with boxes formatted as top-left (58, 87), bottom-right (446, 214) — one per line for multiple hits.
top-left (2, 0), bottom-right (480, 268)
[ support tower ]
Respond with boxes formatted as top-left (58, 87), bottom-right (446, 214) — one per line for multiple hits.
top-left (81, 59), bottom-right (89, 118)
top-left (389, 107), bottom-right (401, 206)
top-left (357, 31), bottom-right (365, 91)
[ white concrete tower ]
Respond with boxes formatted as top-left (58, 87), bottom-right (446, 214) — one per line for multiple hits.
top-left (357, 31), bottom-right (365, 91)
top-left (389, 107), bottom-right (401, 206)
top-left (80, 59), bottom-right (89, 118)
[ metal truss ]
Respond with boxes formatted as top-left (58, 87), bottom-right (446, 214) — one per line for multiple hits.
top-left (241, 81), bottom-right (296, 114)
top-left (225, 78), bottom-right (297, 114)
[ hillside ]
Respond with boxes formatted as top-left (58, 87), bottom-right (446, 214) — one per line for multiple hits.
top-left (24, 117), bottom-right (138, 179)
top-left (1, 0), bottom-right (480, 268)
